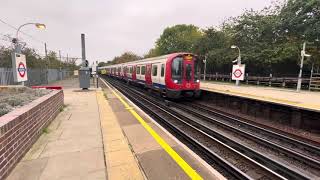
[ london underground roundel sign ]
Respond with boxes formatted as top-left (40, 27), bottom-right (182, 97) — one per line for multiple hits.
top-left (232, 64), bottom-right (245, 81)
top-left (18, 62), bottom-right (27, 78)
top-left (12, 53), bottom-right (28, 82)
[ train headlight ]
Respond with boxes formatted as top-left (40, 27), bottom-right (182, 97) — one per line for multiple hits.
top-left (174, 80), bottom-right (178, 84)
top-left (196, 79), bottom-right (200, 83)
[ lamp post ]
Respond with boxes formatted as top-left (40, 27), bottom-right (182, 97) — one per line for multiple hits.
top-left (13, 23), bottom-right (46, 53)
top-left (297, 42), bottom-right (311, 92)
top-left (203, 54), bottom-right (207, 81)
top-left (12, 23), bottom-right (46, 86)
top-left (231, 45), bottom-right (241, 86)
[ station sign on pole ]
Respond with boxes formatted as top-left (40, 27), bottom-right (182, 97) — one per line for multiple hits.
top-left (232, 64), bottom-right (245, 81)
top-left (12, 53), bottom-right (28, 82)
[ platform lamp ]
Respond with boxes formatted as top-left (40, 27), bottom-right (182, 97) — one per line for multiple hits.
top-left (12, 23), bottom-right (46, 86)
top-left (231, 45), bottom-right (241, 86)
top-left (12, 23), bottom-right (46, 53)
top-left (297, 42), bottom-right (311, 92)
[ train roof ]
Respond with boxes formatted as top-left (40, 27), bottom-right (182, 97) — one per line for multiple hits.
top-left (99, 52), bottom-right (194, 69)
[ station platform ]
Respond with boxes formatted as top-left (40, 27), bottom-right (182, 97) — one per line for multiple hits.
top-left (201, 81), bottom-right (320, 112)
top-left (7, 78), bottom-right (224, 180)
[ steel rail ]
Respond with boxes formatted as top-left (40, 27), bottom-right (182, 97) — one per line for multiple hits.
top-left (172, 102), bottom-right (320, 171)
top-left (103, 77), bottom-right (292, 180)
top-left (103, 77), bottom-right (314, 180)
top-left (103, 77), bottom-right (252, 180)
top-left (190, 102), bottom-right (320, 156)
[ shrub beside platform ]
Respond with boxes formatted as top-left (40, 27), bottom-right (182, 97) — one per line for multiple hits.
top-left (0, 90), bottom-right (64, 179)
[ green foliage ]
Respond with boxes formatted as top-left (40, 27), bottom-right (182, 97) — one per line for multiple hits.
top-left (0, 45), bottom-right (79, 71)
top-left (110, 51), bottom-right (142, 64)
top-left (98, 61), bottom-right (111, 67)
top-left (154, 24), bottom-right (202, 55)
top-left (144, 48), bottom-right (161, 58)
top-left (0, 46), bottom-right (13, 67)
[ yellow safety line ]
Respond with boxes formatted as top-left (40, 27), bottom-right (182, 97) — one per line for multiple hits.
top-left (108, 83), bottom-right (203, 180)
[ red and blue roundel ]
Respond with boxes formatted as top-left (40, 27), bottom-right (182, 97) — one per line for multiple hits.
top-left (17, 62), bottom-right (27, 78)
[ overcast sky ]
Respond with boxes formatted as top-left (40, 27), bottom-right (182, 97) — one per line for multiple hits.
top-left (0, 0), bottom-right (275, 64)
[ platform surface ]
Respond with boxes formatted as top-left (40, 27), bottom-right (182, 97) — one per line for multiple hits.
top-left (7, 78), bottom-right (106, 180)
top-left (201, 81), bottom-right (320, 111)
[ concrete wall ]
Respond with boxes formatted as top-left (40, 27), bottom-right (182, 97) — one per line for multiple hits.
top-left (0, 90), bottom-right (64, 179)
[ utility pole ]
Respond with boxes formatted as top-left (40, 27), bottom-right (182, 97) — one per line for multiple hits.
top-left (45, 43), bottom-right (49, 84)
top-left (203, 55), bottom-right (207, 81)
top-left (81, 34), bottom-right (86, 67)
top-left (59, 50), bottom-right (62, 80)
top-left (44, 43), bottom-right (48, 57)
top-left (66, 53), bottom-right (69, 63)
top-left (59, 50), bottom-right (62, 61)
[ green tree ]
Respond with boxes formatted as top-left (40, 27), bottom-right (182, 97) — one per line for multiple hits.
top-left (143, 48), bottom-right (160, 58)
top-left (0, 46), bottom-right (12, 68)
top-left (154, 24), bottom-right (202, 55)
top-left (111, 52), bottom-right (141, 64)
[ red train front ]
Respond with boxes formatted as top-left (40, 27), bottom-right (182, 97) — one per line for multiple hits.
top-left (164, 53), bottom-right (201, 98)
top-left (100, 53), bottom-right (201, 99)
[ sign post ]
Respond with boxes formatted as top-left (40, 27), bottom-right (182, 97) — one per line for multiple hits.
top-left (12, 53), bottom-right (28, 85)
top-left (232, 64), bottom-right (245, 82)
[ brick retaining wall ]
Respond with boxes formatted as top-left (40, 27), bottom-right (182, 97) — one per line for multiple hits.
top-left (0, 90), bottom-right (64, 179)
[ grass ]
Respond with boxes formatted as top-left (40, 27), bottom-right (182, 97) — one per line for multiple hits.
top-left (103, 91), bottom-right (108, 100)
top-left (59, 104), bottom-right (68, 112)
top-left (42, 128), bottom-right (49, 134)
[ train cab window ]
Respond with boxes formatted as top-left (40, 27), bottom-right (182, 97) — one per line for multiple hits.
top-left (171, 57), bottom-right (183, 82)
top-left (129, 67), bottom-right (132, 74)
top-left (137, 66), bottom-right (140, 74)
top-left (152, 65), bottom-right (158, 76)
top-left (141, 66), bottom-right (146, 75)
top-left (186, 64), bottom-right (192, 81)
top-left (161, 64), bottom-right (165, 77)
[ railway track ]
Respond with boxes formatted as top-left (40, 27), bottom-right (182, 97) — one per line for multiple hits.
top-left (171, 102), bottom-right (320, 170)
top-left (101, 76), bottom-right (318, 179)
top-left (182, 101), bottom-right (320, 160)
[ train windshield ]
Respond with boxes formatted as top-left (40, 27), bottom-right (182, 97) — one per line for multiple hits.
top-left (186, 64), bottom-right (192, 81)
top-left (171, 57), bottom-right (183, 81)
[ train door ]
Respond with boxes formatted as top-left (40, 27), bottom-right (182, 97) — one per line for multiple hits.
top-left (132, 66), bottom-right (136, 80)
top-left (183, 56), bottom-right (194, 88)
top-left (151, 64), bottom-right (160, 85)
top-left (141, 65), bottom-right (146, 81)
top-left (136, 65), bottom-right (141, 81)
top-left (145, 64), bottom-right (152, 85)
top-left (159, 63), bottom-right (165, 86)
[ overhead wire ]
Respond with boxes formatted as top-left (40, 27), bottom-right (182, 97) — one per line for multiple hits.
top-left (0, 18), bottom-right (82, 60)
top-left (0, 18), bottom-right (45, 44)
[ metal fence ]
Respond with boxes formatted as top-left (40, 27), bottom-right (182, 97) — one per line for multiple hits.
top-left (201, 73), bottom-right (312, 90)
top-left (0, 68), bottom-right (73, 86)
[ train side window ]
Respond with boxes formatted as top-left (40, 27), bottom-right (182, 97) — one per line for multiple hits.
top-left (141, 66), bottom-right (146, 75)
top-left (137, 66), bottom-right (140, 74)
top-left (152, 65), bottom-right (157, 76)
top-left (161, 64), bottom-right (165, 77)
